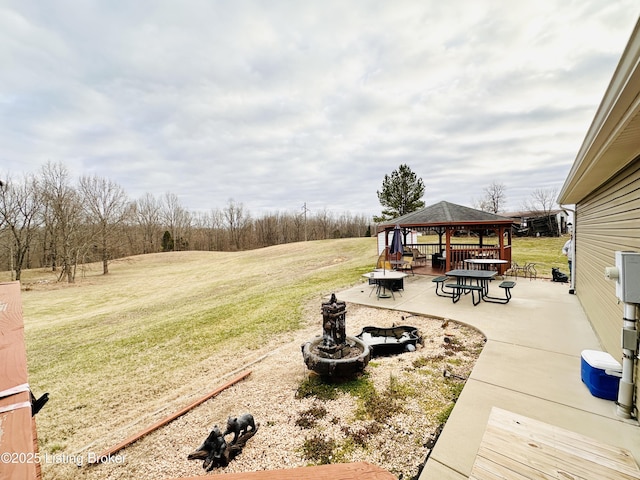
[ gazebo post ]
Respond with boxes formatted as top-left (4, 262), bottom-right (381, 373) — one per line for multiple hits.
top-left (445, 226), bottom-right (452, 272)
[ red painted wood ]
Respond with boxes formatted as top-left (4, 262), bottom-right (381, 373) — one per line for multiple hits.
top-left (168, 461), bottom-right (397, 480)
top-left (0, 282), bottom-right (39, 480)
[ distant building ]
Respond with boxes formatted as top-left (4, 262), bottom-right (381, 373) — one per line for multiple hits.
top-left (502, 209), bottom-right (569, 237)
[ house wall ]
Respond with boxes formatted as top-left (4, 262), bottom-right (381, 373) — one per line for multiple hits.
top-left (575, 157), bottom-right (640, 402)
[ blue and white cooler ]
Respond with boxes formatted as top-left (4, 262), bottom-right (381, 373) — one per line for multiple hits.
top-left (580, 349), bottom-right (622, 400)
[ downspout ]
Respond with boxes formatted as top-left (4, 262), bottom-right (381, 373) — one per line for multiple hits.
top-left (560, 205), bottom-right (576, 294)
top-left (618, 302), bottom-right (638, 419)
top-left (604, 251), bottom-right (640, 419)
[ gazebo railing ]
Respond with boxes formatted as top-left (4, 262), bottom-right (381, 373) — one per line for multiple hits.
top-left (406, 243), bottom-right (512, 273)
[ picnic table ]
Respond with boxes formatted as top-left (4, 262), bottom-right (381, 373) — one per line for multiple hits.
top-left (432, 269), bottom-right (515, 305)
top-left (445, 269), bottom-right (496, 305)
top-left (464, 258), bottom-right (508, 271)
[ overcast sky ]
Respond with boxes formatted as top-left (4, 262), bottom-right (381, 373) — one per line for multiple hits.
top-left (2, 1), bottom-right (638, 219)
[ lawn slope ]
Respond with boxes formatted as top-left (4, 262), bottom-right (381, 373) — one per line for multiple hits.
top-left (20, 238), bottom-right (376, 457)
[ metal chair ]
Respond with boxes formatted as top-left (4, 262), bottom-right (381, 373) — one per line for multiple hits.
top-left (523, 262), bottom-right (537, 280)
top-left (506, 262), bottom-right (527, 278)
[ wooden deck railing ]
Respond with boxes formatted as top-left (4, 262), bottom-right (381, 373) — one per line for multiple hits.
top-left (406, 243), bottom-right (511, 273)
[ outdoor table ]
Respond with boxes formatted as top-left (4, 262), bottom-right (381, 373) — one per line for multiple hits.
top-left (390, 260), bottom-right (408, 269)
top-left (390, 259), bottom-right (413, 274)
top-left (464, 259), bottom-right (508, 270)
top-left (444, 269), bottom-right (497, 304)
top-left (363, 270), bottom-right (407, 300)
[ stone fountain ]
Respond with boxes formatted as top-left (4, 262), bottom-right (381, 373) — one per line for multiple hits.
top-left (301, 293), bottom-right (370, 378)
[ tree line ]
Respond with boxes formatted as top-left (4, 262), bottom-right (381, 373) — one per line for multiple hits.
top-left (0, 162), bottom-right (372, 282)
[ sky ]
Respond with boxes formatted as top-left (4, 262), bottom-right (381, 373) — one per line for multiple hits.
top-left (1, 1), bottom-right (638, 219)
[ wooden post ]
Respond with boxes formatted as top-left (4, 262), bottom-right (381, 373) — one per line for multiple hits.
top-left (445, 227), bottom-right (452, 271)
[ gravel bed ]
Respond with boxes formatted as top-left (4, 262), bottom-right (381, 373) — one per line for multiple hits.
top-left (51, 303), bottom-right (484, 480)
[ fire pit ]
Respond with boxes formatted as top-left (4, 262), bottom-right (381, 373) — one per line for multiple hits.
top-left (301, 293), bottom-right (370, 378)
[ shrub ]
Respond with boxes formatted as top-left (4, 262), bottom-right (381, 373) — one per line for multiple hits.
top-left (301, 435), bottom-right (336, 464)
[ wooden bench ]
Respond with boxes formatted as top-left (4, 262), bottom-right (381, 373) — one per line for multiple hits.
top-left (484, 280), bottom-right (515, 304)
top-left (445, 283), bottom-right (483, 306)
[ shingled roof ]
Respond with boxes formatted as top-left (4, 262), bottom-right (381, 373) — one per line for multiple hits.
top-left (379, 201), bottom-right (515, 228)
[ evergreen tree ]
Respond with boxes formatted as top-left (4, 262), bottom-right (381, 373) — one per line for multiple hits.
top-left (161, 230), bottom-right (174, 252)
top-left (375, 164), bottom-right (425, 222)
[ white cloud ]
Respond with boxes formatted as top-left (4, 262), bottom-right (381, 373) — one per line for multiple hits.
top-left (1, 0), bottom-right (638, 218)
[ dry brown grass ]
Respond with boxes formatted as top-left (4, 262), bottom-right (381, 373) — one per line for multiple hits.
top-left (18, 238), bottom-right (378, 478)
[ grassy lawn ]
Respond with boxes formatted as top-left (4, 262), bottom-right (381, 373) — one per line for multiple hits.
top-left (510, 235), bottom-right (570, 278)
top-left (16, 238), bottom-right (378, 459)
top-left (9, 234), bottom-right (567, 475)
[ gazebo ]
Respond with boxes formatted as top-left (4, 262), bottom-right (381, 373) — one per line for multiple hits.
top-left (377, 201), bottom-right (517, 274)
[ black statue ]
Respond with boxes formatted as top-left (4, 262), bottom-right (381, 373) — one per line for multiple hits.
top-left (197, 426), bottom-right (227, 471)
top-left (320, 293), bottom-right (347, 353)
top-left (224, 413), bottom-right (256, 444)
top-left (188, 414), bottom-right (259, 471)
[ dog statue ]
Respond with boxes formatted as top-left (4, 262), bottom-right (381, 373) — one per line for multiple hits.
top-left (224, 413), bottom-right (255, 444)
top-left (188, 415), bottom-right (259, 471)
top-left (195, 425), bottom-right (227, 471)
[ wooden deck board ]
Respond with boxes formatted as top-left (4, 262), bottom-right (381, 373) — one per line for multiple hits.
top-left (469, 407), bottom-right (640, 480)
top-left (166, 461), bottom-right (396, 480)
top-left (0, 282), bottom-right (39, 480)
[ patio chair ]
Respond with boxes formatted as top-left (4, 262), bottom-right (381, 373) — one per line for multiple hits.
top-left (396, 254), bottom-right (415, 275)
top-left (506, 262), bottom-right (525, 278)
top-left (375, 251), bottom-right (391, 270)
top-left (523, 262), bottom-right (538, 280)
top-left (432, 251), bottom-right (446, 271)
top-left (506, 262), bottom-right (536, 279)
top-left (410, 248), bottom-right (427, 266)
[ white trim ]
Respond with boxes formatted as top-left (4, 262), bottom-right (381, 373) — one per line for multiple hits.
top-left (0, 401), bottom-right (31, 415)
top-left (0, 383), bottom-right (29, 399)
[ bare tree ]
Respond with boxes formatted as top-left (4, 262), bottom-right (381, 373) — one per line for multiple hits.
top-left (0, 173), bottom-right (43, 280)
top-left (0, 161), bottom-right (378, 271)
top-left (314, 208), bottom-right (332, 239)
top-left (223, 199), bottom-right (251, 250)
top-left (254, 212), bottom-right (280, 247)
top-left (525, 187), bottom-right (558, 214)
top-left (134, 193), bottom-right (162, 254)
top-left (78, 174), bottom-right (131, 274)
top-left (160, 192), bottom-right (192, 251)
top-left (474, 181), bottom-right (507, 213)
top-left (208, 208), bottom-right (227, 251)
top-left (524, 187), bottom-right (559, 235)
top-left (40, 161), bottom-right (83, 283)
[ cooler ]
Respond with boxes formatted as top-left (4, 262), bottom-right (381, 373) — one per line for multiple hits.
top-left (580, 349), bottom-right (622, 400)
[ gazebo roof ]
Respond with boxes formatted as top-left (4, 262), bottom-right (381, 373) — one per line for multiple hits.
top-left (378, 201), bottom-right (516, 230)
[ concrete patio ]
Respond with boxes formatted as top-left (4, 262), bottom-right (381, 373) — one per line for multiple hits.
top-left (337, 274), bottom-right (640, 479)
